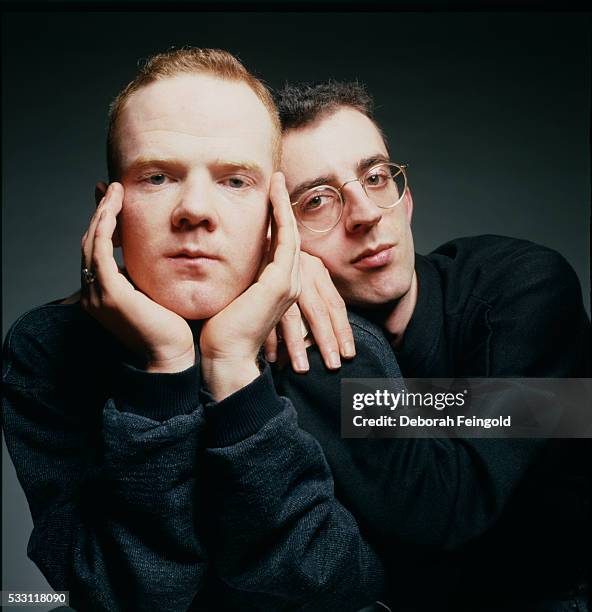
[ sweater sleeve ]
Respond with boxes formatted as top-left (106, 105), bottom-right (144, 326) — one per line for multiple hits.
top-left (2, 307), bottom-right (208, 612)
top-left (274, 305), bottom-right (590, 555)
top-left (478, 240), bottom-right (590, 377)
top-left (202, 365), bottom-right (385, 611)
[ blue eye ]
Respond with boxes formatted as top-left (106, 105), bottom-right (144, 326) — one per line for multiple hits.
top-left (225, 176), bottom-right (248, 189)
top-left (148, 174), bottom-right (166, 185)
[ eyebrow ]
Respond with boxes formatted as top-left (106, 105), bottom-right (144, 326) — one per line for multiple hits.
top-left (289, 153), bottom-right (391, 202)
top-left (123, 157), bottom-right (181, 175)
top-left (289, 175), bottom-right (335, 203)
top-left (357, 153), bottom-right (391, 174)
top-left (121, 157), bottom-right (266, 178)
top-left (212, 158), bottom-right (265, 177)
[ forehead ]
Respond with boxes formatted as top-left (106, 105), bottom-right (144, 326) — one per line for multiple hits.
top-left (117, 74), bottom-right (275, 172)
top-left (281, 107), bottom-right (388, 186)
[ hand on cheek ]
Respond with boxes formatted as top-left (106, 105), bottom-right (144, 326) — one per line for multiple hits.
top-left (80, 182), bottom-right (195, 373)
top-left (200, 172), bottom-right (301, 400)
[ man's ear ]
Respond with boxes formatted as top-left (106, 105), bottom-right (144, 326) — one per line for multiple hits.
top-left (95, 181), bottom-right (121, 247)
top-left (404, 187), bottom-right (414, 224)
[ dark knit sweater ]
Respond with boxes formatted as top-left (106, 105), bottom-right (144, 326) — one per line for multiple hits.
top-left (275, 235), bottom-right (592, 610)
top-left (2, 305), bottom-right (383, 611)
top-left (3, 234), bottom-right (590, 611)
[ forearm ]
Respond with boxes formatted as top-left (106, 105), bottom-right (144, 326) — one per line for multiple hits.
top-left (275, 316), bottom-right (546, 553)
top-left (203, 367), bottom-right (384, 611)
top-left (3, 361), bottom-right (208, 612)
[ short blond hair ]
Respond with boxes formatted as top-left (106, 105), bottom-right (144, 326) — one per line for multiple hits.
top-left (107, 47), bottom-right (281, 179)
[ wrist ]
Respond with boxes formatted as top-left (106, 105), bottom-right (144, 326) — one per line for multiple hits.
top-left (201, 357), bottom-right (261, 402)
top-left (145, 345), bottom-right (196, 373)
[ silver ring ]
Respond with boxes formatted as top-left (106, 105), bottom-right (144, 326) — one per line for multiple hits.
top-left (81, 267), bottom-right (97, 285)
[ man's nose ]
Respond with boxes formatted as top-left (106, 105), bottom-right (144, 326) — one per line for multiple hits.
top-left (343, 182), bottom-right (382, 234)
top-left (171, 179), bottom-right (218, 231)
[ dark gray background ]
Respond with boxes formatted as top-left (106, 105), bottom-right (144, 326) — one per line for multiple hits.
top-left (2, 10), bottom-right (590, 608)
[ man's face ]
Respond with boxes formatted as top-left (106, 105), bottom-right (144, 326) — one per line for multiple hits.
top-left (114, 74), bottom-right (274, 320)
top-left (281, 107), bottom-right (415, 308)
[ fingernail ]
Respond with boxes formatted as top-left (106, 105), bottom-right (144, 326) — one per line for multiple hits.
top-left (295, 355), bottom-right (309, 372)
top-left (343, 341), bottom-right (355, 358)
top-left (266, 351), bottom-right (277, 363)
top-left (329, 351), bottom-right (341, 369)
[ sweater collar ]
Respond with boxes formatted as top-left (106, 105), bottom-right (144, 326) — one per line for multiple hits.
top-left (394, 253), bottom-right (447, 377)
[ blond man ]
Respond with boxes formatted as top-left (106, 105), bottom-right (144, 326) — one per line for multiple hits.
top-left (3, 50), bottom-right (383, 612)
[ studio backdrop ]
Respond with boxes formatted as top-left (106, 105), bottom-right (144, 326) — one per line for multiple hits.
top-left (2, 10), bottom-right (590, 610)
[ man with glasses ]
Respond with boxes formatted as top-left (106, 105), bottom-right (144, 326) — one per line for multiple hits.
top-left (290, 160), bottom-right (407, 235)
top-left (272, 81), bottom-right (591, 611)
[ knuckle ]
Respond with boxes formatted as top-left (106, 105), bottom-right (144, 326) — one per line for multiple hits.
top-left (311, 303), bottom-right (329, 317)
top-left (282, 308), bottom-right (300, 322)
top-left (335, 326), bottom-right (354, 339)
top-left (316, 331), bottom-right (336, 347)
top-left (99, 292), bottom-right (114, 310)
top-left (312, 257), bottom-right (326, 271)
top-left (303, 256), bottom-right (321, 273)
top-left (94, 224), bottom-right (107, 239)
top-left (284, 336), bottom-right (303, 350)
top-left (303, 251), bottom-right (323, 265)
top-left (89, 294), bottom-right (101, 310)
top-left (280, 285), bottom-right (298, 304)
top-left (328, 297), bottom-right (347, 311)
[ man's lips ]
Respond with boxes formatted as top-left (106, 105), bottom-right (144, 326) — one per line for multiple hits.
top-left (168, 248), bottom-right (220, 260)
top-left (167, 248), bottom-right (220, 268)
top-left (351, 244), bottom-right (395, 269)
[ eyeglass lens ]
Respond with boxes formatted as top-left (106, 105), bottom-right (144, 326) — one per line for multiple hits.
top-left (296, 163), bottom-right (406, 232)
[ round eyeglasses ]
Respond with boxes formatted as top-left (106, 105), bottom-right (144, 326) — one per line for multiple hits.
top-left (291, 162), bottom-right (408, 233)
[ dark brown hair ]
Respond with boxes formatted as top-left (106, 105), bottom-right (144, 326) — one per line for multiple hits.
top-left (274, 80), bottom-right (376, 131)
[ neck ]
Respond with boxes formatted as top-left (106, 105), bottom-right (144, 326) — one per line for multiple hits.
top-left (384, 270), bottom-right (418, 348)
top-left (351, 270), bottom-right (418, 348)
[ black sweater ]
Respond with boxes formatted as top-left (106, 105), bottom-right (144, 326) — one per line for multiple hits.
top-left (275, 235), bottom-right (592, 610)
top-left (2, 307), bottom-right (383, 611)
top-left (3, 234), bottom-right (590, 611)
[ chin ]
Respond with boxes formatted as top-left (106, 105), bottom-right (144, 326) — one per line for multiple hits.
top-left (345, 293), bottom-right (396, 309)
top-left (339, 275), bottom-right (412, 309)
top-left (167, 302), bottom-right (221, 321)
top-left (168, 295), bottom-right (236, 321)
top-left (144, 283), bottom-right (239, 321)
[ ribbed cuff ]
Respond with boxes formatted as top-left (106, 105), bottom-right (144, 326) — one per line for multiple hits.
top-left (203, 365), bottom-right (285, 447)
top-left (113, 360), bottom-right (201, 422)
